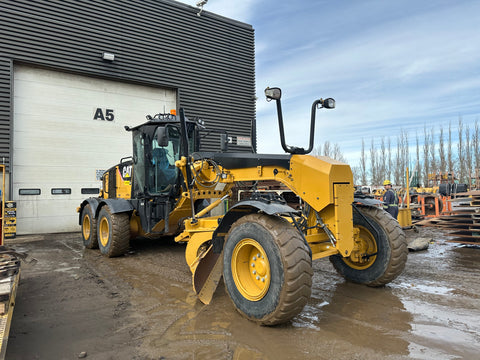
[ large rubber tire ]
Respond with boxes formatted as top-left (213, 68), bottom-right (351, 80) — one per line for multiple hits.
top-left (330, 206), bottom-right (407, 287)
top-left (223, 214), bottom-right (313, 326)
top-left (97, 207), bottom-right (130, 257)
top-left (81, 204), bottom-right (98, 249)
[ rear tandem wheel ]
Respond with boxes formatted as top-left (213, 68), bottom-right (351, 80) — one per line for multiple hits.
top-left (223, 213), bottom-right (313, 325)
top-left (97, 207), bottom-right (131, 257)
top-left (81, 204), bottom-right (98, 249)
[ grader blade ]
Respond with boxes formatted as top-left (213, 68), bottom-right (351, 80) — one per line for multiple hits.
top-left (193, 247), bottom-right (223, 304)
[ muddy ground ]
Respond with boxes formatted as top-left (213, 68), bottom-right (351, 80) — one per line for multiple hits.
top-left (5, 227), bottom-right (480, 360)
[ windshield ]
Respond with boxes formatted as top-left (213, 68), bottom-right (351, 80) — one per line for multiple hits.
top-left (148, 125), bottom-right (181, 194)
top-left (132, 125), bottom-right (181, 196)
top-left (132, 122), bottom-right (197, 197)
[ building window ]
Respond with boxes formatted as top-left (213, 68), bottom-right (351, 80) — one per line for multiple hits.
top-left (81, 188), bottom-right (100, 195)
top-left (51, 188), bottom-right (72, 195)
top-left (19, 189), bottom-right (41, 195)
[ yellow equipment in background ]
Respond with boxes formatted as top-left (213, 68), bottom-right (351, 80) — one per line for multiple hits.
top-left (398, 168), bottom-right (413, 228)
top-left (0, 165), bottom-right (21, 359)
top-left (78, 87), bottom-right (408, 325)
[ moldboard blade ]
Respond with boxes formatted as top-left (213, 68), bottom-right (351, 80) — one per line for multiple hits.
top-left (193, 247), bottom-right (223, 304)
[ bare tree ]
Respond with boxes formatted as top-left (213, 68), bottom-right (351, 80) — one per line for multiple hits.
top-left (448, 121), bottom-right (454, 175)
top-left (370, 139), bottom-right (378, 185)
top-left (458, 117), bottom-right (465, 182)
top-left (429, 127), bottom-right (436, 176)
top-left (394, 135), bottom-right (402, 185)
top-left (332, 143), bottom-right (347, 163)
top-left (387, 137), bottom-right (392, 181)
top-left (415, 133), bottom-right (421, 187)
top-left (313, 141), bottom-right (347, 163)
top-left (360, 138), bottom-right (367, 185)
top-left (402, 129), bottom-right (409, 187)
top-left (423, 125), bottom-right (430, 187)
top-left (379, 137), bottom-right (387, 182)
top-left (323, 141), bottom-right (332, 157)
top-left (438, 127), bottom-right (446, 174)
top-left (351, 165), bottom-right (361, 185)
top-left (474, 119), bottom-right (480, 173)
top-left (356, 117), bottom-right (480, 188)
top-left (465, 123), bottom-right (472, 185)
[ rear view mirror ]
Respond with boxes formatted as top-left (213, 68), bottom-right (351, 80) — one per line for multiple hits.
top-left (156, 127), bottom-right (169, 147)
top-left (265, 87), bottom-right (282, 101)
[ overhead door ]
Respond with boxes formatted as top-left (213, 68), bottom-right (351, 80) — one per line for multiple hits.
top-left (13, 65), bottom-right (177, 234)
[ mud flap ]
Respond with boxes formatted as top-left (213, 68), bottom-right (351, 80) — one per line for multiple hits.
top-left (193, 246), bottom-right (224, 304)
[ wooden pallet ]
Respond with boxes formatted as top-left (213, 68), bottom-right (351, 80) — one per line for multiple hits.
top-left (415, 200), bottom-right (480, 244)
top-left (446, 239), bottom-right (480, 246)
top-left (0, 253), bottom-right (21, 360)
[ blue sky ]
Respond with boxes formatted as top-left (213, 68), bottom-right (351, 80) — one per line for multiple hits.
top-left (178, 0), bottom-right (480, 165)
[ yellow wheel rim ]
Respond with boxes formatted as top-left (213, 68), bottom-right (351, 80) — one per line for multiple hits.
top-left (231, 238), bottom-right (270, 301)
top-left (82, 214), bottom-right (91, 240)
top-left (345, 225), bottom-right (378, 270)
top-left (99, 217), bottom-right (110, 247)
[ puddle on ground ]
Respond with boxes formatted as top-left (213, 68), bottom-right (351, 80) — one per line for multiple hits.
top-left (392, 281), bottom-right (455, 295)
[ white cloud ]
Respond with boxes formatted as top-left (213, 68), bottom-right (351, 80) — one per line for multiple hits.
top-left (207, 0), bottom-right (256, 22)
top-left (174, 0), bottom-right (256, 22)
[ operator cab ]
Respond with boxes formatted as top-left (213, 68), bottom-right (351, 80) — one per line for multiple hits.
top-left (126, 113), bottom-right (198, 198)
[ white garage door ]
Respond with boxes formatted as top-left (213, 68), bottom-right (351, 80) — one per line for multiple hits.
top-left (13, 65), bottom-right (177, 234)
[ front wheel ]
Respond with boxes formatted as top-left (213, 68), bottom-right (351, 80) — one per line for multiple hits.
top-left (330, 206), bottom-right (407, 287)
top-left (223, 214), bottom-right (312, 325)
top-left (97, 207), bottom-right (130, 257)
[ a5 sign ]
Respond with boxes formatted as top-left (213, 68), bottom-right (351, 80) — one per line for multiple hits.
top-left (93, 108), bottom-right (115, 121)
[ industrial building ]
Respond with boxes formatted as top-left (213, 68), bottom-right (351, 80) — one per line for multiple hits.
top-left (0, 0), bottom-right (256, 234)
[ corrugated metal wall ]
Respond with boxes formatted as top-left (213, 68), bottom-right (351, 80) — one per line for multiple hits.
top-left (0, 0), bottom-right (256, 170)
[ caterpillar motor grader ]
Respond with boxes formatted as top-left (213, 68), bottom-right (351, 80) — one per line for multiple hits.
top-left (78, 87), bottom-right (407, 325)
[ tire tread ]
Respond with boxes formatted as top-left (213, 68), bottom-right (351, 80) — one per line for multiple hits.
top-left (226, 214), bottom-right (313, 325)
top-left (81, 204), bottom-right (98, 249)
top-left (98, 207), bottom-right (130, 257)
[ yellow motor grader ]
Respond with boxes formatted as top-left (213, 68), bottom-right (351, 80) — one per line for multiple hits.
top-left (78, 87), bottom-right (407, 325)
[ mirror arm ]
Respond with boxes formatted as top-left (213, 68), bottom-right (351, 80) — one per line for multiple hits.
top-left (278, 98), bottom-right (328, 155)
top-left (267, 87), bottom-right (334, 155)
top-left (305, 99), bottom-right (323, 154)
top-left (275, 98), bottom-right (291, 154)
